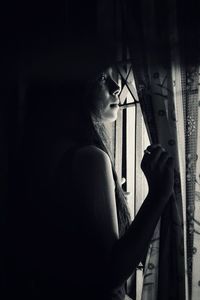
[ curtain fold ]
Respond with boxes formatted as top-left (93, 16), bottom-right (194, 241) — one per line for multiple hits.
top-left (124, 0), bottom-right (200, 299)
top-left (183, 65), bottom-right (200, 299)
top-left (192, 73), bottom-right (200, 297)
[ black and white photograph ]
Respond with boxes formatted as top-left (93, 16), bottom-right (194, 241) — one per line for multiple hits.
top-left (2, 1), bottom-right (200, 299)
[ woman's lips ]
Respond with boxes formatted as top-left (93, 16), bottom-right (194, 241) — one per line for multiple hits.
top-left (110, 103), bottom-right (119, 108)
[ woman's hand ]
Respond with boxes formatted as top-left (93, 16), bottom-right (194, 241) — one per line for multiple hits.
top-left (141, 144), bottom-right (175, 203)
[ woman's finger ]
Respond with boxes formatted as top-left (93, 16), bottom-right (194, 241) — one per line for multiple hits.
top-left (145, 145), bottom-right (165, 169)
top-left (146, 144), bottom-right (162, 152)
top-left (149, 146), bottom-right (165, 167)
top-left (141, 145), bottom-right (161, 169)
top-left (141, 144), bottom-right (166, 170)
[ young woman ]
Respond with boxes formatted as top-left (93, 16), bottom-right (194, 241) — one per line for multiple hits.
top-left (20, 64), bottom-right (174, 300)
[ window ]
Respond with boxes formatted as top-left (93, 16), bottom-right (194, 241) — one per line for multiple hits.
top-left (107, 63), bottom-right (150, 300)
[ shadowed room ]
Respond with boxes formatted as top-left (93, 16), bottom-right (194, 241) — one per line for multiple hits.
top-left (1, 1), bottom-right (200, 299)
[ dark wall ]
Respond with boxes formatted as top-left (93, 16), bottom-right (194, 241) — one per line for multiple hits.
top-left (1, 0), bottom-right (200, 296)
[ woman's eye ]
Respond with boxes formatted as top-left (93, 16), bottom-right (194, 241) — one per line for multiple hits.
top-left (98, 74), bottom-right (107, 82)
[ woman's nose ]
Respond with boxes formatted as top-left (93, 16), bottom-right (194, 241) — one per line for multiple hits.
top-left (109, 78), bottom-right (121, 96)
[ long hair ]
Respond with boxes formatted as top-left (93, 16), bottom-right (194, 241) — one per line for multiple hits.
top-left (92, 121), bottom-right (131, 237)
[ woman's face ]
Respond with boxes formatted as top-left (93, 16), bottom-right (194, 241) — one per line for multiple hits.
top-left (90, 66), bottom-right (121, 123)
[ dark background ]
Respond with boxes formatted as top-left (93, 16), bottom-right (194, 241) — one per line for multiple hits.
top-left (1, 0), bottom-right (200, 297)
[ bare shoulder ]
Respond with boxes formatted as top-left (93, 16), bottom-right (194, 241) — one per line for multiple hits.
top-left (71, 145), bottom-right (114, 189)
top-left (72, 145), bottom-right (111, 171)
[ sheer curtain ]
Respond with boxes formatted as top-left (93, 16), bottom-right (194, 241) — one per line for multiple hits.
top-left (123, 0), bottom-right (200, 299)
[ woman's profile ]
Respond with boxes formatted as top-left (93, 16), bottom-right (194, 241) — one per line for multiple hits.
top-left (19, 44), bottom-right (175, 300)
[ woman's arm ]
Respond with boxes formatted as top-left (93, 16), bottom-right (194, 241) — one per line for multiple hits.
top-left (72, 144), bottom-right (174, 289)
top-left (109, 144), bottom-right (175, 288)
top-left (109, 191), bottom-right (168, 288)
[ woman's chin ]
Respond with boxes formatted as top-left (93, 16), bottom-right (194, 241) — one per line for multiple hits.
top-left (102, 112), bottom-right (118, 123)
